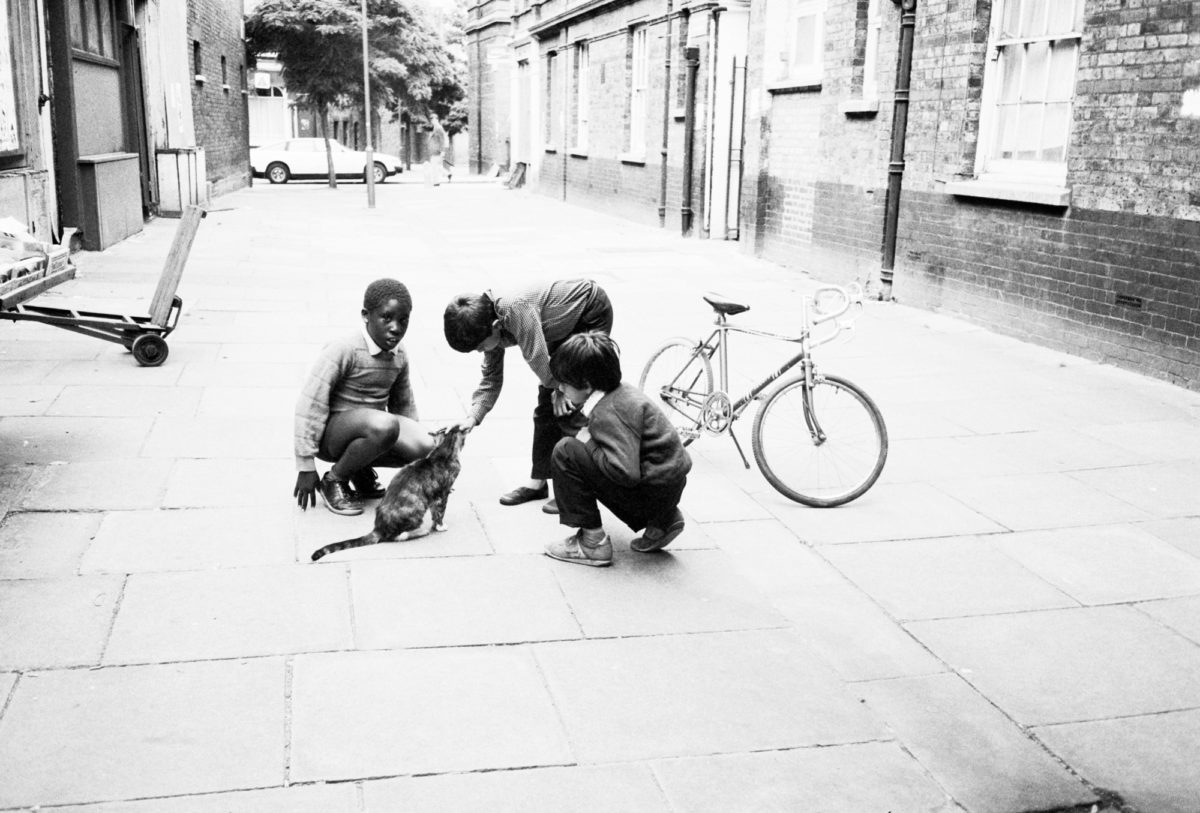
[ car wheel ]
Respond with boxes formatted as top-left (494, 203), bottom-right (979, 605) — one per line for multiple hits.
top-left (370, 162), bottom-right (388, 184)
top-left (266, 162), bottom-right (290, 184)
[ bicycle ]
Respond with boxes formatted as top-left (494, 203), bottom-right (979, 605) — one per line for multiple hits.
top-left (638, 283), bottom-right (888, 507)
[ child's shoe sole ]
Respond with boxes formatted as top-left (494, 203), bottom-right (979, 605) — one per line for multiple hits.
top-left (631, 512), bottom-right (685, 553)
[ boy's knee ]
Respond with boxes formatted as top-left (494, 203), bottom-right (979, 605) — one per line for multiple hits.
top-left (551, 436), bottom-right (586, 470)
top-left (366, 419), bottom-right (401, 450)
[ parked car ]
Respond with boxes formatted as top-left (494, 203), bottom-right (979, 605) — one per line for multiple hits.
top-left (250, 138), bottom-right (403, 184)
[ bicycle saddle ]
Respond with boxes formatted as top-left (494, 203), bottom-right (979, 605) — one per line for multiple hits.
top-left (703, 293), bottom-right (750, 316)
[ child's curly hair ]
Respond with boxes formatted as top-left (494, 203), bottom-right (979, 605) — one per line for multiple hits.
top-left (551, 332), bottom-right (622, 392)
top-left (363, 279), bottom-right (412, 314)
top-left (443, 293), bottom-right (497, 352)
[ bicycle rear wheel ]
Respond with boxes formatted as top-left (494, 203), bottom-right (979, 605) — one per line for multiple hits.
top-left (751, 373), bottom-right (887, 507)
top-left (639, 339), bottom-right (714, 445)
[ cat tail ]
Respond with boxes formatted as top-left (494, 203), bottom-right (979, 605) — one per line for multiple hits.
top-left (311, 531), bottom-right (382, 562)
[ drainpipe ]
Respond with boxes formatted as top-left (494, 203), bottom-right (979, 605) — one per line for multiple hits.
top-left (879, 0), bottom-right (916, 301)
top-left (657, 0), bottom-right (674, 227)
top-left (681, 45), bottom-right (700, 235)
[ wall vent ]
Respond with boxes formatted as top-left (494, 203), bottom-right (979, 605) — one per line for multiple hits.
top-left (1115, 294), bottom-right (1144, 309)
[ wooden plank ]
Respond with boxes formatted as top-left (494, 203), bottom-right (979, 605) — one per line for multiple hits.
top-left (149, 204), bottom-right (205, 326)
top-left (0, 266), bottom-right (77, 310)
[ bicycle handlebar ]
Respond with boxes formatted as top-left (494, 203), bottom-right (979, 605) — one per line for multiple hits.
top-left (809, 282), bottom-right (863, 326)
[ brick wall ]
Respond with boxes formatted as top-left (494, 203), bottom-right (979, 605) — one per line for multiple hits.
top-left (467, 0), bottom-right (513, 174)
top-left (188, 0), bottom-right (249, 197)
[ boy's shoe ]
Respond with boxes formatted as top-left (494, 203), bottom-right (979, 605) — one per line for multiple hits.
top-left (499, 484), bottom-right (548, 506)
top-left (321, 472), bottom-right (364, 516)
top-left (545, 530), bottom-right (612, 567)
top-left (541, 499), bottom-right (559, 515)
top-left (631, 508), bottom-right (685, 553)
top-left (350, 468), bottom-right (386, 499)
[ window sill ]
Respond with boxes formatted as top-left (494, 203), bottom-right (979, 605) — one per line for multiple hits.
top-left (768, 80), bottom-right (822, 95)
top-left (945, 179), bottom-right (1071, 208)
top-left (544, 146), bottom-right (557, 154)
top-left (839, 98), bottom-right (879, 117)
top-left (569, 149), bottom-right (588, 158)
top-left (194, 74), bottom-right (207, 84)
top-left (620, 152), bottom-right (646, 166)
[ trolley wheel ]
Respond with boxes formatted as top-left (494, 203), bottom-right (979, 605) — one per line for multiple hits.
top-left (131, 333), bottom-right (169, 367)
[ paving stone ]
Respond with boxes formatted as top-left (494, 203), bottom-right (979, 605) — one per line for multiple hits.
top-left (141, 416), bottom-right (287, 458)
top-left (0, 339), bottom-right (99, 361)
top-left (774, 482), bottom-right (1005, 544)
top-left (290, 648), bottom-right (571, 781)
top-left (104, 565), bottom-right (352, 664)
top-left (860, 673), bottom-right (1095, 813)
top-left (1034, 709), bottom-right (1200, 813)
top-left (1138, 517), bottom-right (1200, 559)
top-left (993, 524), bottom-right (1200, 604)
top-left (0, 671), bottom-right (15, 702)
top-left (687, 519), bottom-right (844, 597)
top-left (0, 511), bottom-right (100, 578)
top-left (0, 384), bottom-right (61, 416)
top-left (0, 659), bottom-right (285, 808)
top-left (823, 536), bottom-right (1077, 620)
top-left (84, 505), bottom-right (296, 573)
top-left (1136, 595), bottom-right (1200, 646)
top-left (0, 417), bottom-right (153, 463)
top-left (906, 606), bottom-right (1200, 725)
top-left (0, 359), bottom-right (58, 384)
top-left (1078, 419), bottom-right (1200, 461)
top-left (21, 459), bottom-right (174, 510)
top-left (932, 472), bottom-right (1151, 531)
top-left (549, 548), bottom-right (789, 638)
top-left (162, 457), bottom-right (294, 507)
top-left (679, 466), bottom-right (775, 522)
top-left (196, 385), bottom-right (297, 417)
top-left (352, 555), bottom-right (581, 648)
top-left (45, 384), bottom-right (203, 417)
top-left (0, 575), bottom-right (121, 669)
top-left (52, 784), bottom-right (358, 813)
top-left (1072, 461), bottom-right (1200, 519)
top-left (363, 764), bottom-right (669, 812)
top-left (176, 360), bottom-right (308, 388)
top-left (651, 743), bottom-right (959, 813)
top-left (41, 358), bottom-right (184, 386)
top-left (533, 629), bottom-right (885, 762)
top-left (297, 494), bottom-right (490, 562)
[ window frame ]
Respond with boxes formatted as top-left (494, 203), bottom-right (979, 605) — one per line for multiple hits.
top-left (972, 0), bottom-right (1083, 190)
top-left (626, 25), bottom-right (649, 158)
top-left (765, 0), bottom-right (826, 92)
top-left (0, 0), bottom-right (26, 162)
top-left (572, 40), bottom-right (589, 154)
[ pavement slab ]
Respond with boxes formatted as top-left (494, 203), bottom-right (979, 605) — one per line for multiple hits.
top-left (162, 457), bottom-right (296, 508)
top-left (21, 458), bottom-right (174, 510)
top-left (650, 742), bottom-right (960, 813)
top-left (0, 416), bottom-right (153, 463)
top-left (1135, 595), bottom-right (1200, 646)
top-left (1071, 460), bottom-right (1200, 518)
top-left (0, 510), bottom-right (101, 578)
top-left (0, 574), bottom-right (122, 669)
top-left (533, 629), bottom-right (886, 762)
top-left (1034, 709), bottom-right (1200, 813)
top-left (103, 565), bottom-right (353, 664)
top-left (1137, 516), bottom-right (1200, 559)
top-left (290, 647), bottom-right (572, 781)
top-left (351, 554), bottom-right (583, 648)
top-left (0, 659), bottom-right (285, 808)
top-left (931, 471), bottom-right (1151, 531)
top-left (906, 606), bottom-right (1200, 725)
top-left (363, 764), bottom-right (669, 812)
top-left (140, 415), bottom-right (289, 459)
top-left (0, 384), bottom-right (62, 416)
top-left (51, 784), bottom-right (359, 813)
top-left (860, 673), bottom-right (1096, 813)
top-left (822, 536), bottom-right (1077, 620)
top-left (44, 383), bottom-right (203, 417)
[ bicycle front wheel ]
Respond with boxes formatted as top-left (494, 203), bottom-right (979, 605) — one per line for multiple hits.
top-left (751, 373), bottom-right (887, 507)
top-left (639, 339), bottom-right (714, 445)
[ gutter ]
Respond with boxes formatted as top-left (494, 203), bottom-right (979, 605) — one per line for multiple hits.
top-left (879, 0), bottom-right (916, 300)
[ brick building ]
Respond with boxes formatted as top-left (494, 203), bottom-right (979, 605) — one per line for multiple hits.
top-left (742, 0), bottom-right (1200, 388)
top-left (189, 0), bottom-right (251, 198)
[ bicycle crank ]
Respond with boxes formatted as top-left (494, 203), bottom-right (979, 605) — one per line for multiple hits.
top-left (701, 391), bottom-right (734, 435)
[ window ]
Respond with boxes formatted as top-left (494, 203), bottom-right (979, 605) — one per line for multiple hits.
top-left (545, 51), bottom-right (558, 146)
top-left (573, 41), bottom-right (589, 152)
top-left (861, 0), bottom-right (881, 100)
top-left (627, 26), bottom-right (649, 156)
top-left (193, 41), bottom-right (203, 79)
top-left (765, 0), bottom-right (825, 90)
top-left (1, 0), bottom-right (24, 161)
top-left (70, 0), bottom-right (115, 60)
top-left (975, 0), bottom-right (1084, 189)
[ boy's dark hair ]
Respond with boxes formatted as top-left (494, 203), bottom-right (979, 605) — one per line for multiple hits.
top-left (363, 279), bottom-right (412, 314)
top-left (551, 332), bottom-right (622, 392)
top-left (443, 293), bottom-right (496, 352)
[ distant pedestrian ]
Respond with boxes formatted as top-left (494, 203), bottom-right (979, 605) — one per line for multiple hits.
top-left (294, 278), bottom-right (435, 516)
top-left (425, 114), bottom-right (447, 187)
top-left (442, 279), bottom-right (614, 514)
top-left (543, 332), bottom-right (691, 567)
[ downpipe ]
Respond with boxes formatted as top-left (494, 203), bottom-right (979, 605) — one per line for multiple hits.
top-left (681, 46), bottom-right (700, 236)
top-left (658, 0), bottom-right (674, 227)
top-left (879, 0), bottom-right (916, 301)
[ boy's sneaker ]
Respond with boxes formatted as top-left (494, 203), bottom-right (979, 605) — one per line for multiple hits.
top-left (350, 468), bottom-right (386, 499)
top-left (631, 508), bottom-right (685, 553)
top-left (545, 530), bottom-right (612, 567)
top-left (321, 472), bottom-right (364, 516)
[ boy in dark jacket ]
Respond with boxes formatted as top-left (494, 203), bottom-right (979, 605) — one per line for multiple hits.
top-left (543, 332), bottom-right (691, 567)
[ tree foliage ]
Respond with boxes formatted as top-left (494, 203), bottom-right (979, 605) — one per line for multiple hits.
top-left (245, 0), bottom-right (463, 122)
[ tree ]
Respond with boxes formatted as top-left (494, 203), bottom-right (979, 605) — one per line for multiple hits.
top-left (246, 0), bottom-right (463, 184)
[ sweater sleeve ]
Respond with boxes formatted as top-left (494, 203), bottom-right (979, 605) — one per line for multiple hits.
top-left (507, 300), bottom-right (556, 388)
top-left (387, 346), bottom-right (419, 420)
top-left (468, 347), bottom-right (505, 424)
top-left (294, 342), bottom-right (348, 471)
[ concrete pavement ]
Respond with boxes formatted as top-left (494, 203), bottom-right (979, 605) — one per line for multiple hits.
top-left (1, 177), bottom-right (1199, 812)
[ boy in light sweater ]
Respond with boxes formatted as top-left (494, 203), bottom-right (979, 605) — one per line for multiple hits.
top-left (543, 332), bottom-right (691, 567)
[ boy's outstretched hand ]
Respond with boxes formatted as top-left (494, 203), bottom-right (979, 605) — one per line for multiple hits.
top-left (294, 471), bottom-right (320, 510)
top-left (448, 417), bottom-right (478, 434)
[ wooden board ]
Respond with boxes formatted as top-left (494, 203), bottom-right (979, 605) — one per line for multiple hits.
top-left (148, 204), bottom-right (205, 326)
top-left (0, 265), bottom-right (77, 310)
